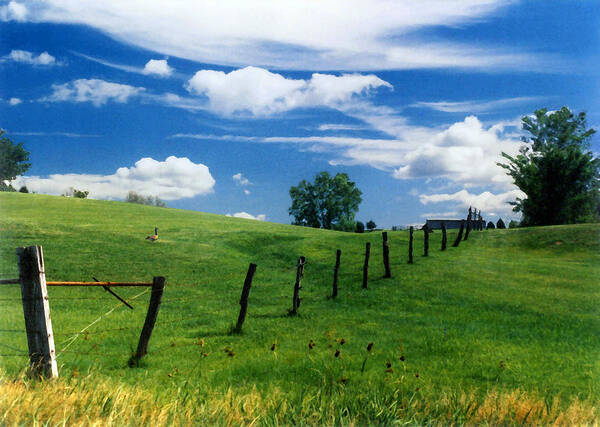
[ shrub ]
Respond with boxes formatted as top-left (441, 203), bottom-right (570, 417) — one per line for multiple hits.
top-left (509, 220), bottom-right (519, 228)
top-left (18, 185), bottom-right (28, 193)
top-left (487, 221), bottom-right (496, 230)
top-left (366, 220), bottom-right (376, 230)
top-left (355, 221), bottom-right (365, 233)
top-left (126, 191), bottom-right (167, 207)
top-left (496, 218), bottom-right (506, 229)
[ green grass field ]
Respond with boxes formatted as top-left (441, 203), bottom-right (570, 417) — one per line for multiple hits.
top-left (0, 192), bottom-right (599, 424)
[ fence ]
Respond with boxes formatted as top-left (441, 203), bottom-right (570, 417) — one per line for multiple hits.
top-left (1, 207), bottom-right (482, 379)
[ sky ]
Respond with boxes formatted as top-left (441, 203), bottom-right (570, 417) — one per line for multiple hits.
top-left (1, 0), bottom-right (598, 227)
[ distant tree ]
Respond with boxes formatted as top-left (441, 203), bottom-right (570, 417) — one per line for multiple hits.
top-left (125, 191), bottom-right (167, 207)
top-left (508, 220), bottom-right (519, 228)
top-left (0, 130), bottom-right (30, 191)
top-left (498, 107), bottom-right (599, 226)
top-left (73, 189), bottom-right (89, 199)
top-left (496, 218), bottom-right (506, 229)
top-left (18, 185), bottom-right (28, 193)
top-left (289, 171), bottom-right (362, 229)
top-left (487, 221), bottom-right (495, 230)
top-left (355, 221), bottom-right (365, 233)
top-left (366, 220), bottom-right (376, 231)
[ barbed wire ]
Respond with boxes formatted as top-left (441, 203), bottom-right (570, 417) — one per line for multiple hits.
top-left (0, 342), bottom-right (27, 353)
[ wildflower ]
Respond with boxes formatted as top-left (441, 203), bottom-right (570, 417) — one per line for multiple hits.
top-left (385, 368), bottom-right (393, 373)
top-left (415, 373), bottom-right (419, 378)
top-left (308, 340), bottom-right (315, 350)
top-left (386, 362), bottom-right (392, 368)
top-left (339, 377), bottom-right (348, 384)
top-left (340, 338), bottom-right (346, 345)
top-left (400, 355), bottom-right (405, 362)
top-left (334, 349), bottom-right (340, 358)
top-left (271, 343), bottom-right (276, 351)
top-left (366, 342), bottom-right (373, 352)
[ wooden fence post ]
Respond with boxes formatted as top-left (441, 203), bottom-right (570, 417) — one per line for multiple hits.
top-left (423, 224), bottom-right (429, 256)
top-left (16, 246), bottom-right (58, 379)
top-left (382, 232), bottom-right (391, 278)
top-left (332, 249), bottom-right (341, 298)
top-left (362, 242), bottom-right (370, 289)
top-left (441, 221), bottom-right (447, 251)
top-left (131, 276), bottom-right (165, 364)
top-left (290, 256), bottom-right (305, 315)
top-left (464, 207), bottom-right (472, 241)
top-left (408, 226), bottom-right (414, 264)
top-left (452, 220), bottom-right (465, 247)
top-left (234, 263), bottom-right (257, 333)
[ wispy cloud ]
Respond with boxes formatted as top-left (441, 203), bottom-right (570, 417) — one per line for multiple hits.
top-left (411, 96), bottom-right (547, 113)
top-left (12, 0), bottom-right (561, 71)
top-left (226, 212), bottom-right (266, 221)
top-left (9, 131), bottom-right (101, 138)
top-left (71, 52), bottom-right (177, 78)
top-left (317, 123), bottom-right (369, 131)
top-left (3, 49), bottom-right (57, 65)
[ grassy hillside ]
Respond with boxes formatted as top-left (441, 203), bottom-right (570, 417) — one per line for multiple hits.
top-left (0, 192), bottom-right (599, 424)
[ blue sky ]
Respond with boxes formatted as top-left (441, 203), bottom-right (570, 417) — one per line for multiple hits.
top-left (1, 0), bottom-right (598, 227)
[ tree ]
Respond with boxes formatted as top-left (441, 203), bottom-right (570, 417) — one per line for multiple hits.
top-left (508, 220), bottom-right (519, 228)
top-left (355, 221), bottom-right (365, 233)
top-left (486, 221), bottom-right (495, 230)
top-left (18, 185), bottom-right (28, 193)
top-left (496, 218), bottom-right (506, 229)
top-left (289, 171), bottom-right (362, 229)
top-left (498, 107), bottom-right (599, 226)
top-left (366, 220), bottom-right (376, 231)
top-left (0, 130), bottom-right (30, 191)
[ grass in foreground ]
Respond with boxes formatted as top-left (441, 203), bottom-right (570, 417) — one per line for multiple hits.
top-left (0, 192), bottom-right (599, 424)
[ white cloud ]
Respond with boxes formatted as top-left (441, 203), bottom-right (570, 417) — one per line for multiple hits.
top-left (318, 124), bottom-right (368, 131)
top-left (244, 189), bottom-right (251, 195)
top-left (45, 79), bottom-right (145, 106)
top-left (226, 212), bottom-right (266, 221)
top-left (420, 211), bottom-right (459, 218)
top-left (175, 116), bottom-right (522, 190)
top-left (419, 189), bottom-right (524, 217)
top-left (10, 131), bottom-right (100, 137)
top-left (4, 49), bottom-right (56, 65)
top-left (142, 59), bottom-right (173, 77)
top-left (0, 1), bottom-right (27, 21)
top-left (9, 97), bottom-right (22, 105)
top-left (232, 173), bottom-right (251, 186)
top-left (12, 156), bottom-right (215, 200)
top-left (186, 66), bottom-right (391, 116)
top-left (412, 96), bottom-right (546, 113)
top-left (19, 0), bottom-right (555, 71)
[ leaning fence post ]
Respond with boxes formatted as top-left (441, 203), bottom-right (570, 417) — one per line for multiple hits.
top-left (131, 276), bottom-right (165, 365)
top-left (408, 226), bottom-right (414, 264)
top-left (362, 242), bottom-right (370, 289)
top-left (234, 263), bottom-right (257, 333)
top-left (17, 246), bottom-right (58, 379)
top-left (452, 220), bottom-right (465, 247)
top-left (332, 249), bottom-right (341, 298)
top-left (441, 221), bottom-right (447, 251)
top-left (423, 224), bottom-right (429, 257)
top-left (382, 232), bottom-right (391, 278)
top-left (290, 256), bottom-right (305, 315)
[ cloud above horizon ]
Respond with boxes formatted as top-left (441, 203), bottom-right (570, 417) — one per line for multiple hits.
top-left (4, 49), bottom-right (56, 65)
top-left (44, 79), bottom-right (145, 106)
top-left (4, 0), bottom-right (557, 71)
top-left (186, 66), bottom-right (391, 116)
top-left (226, 212), bottom-right (266, 221)
top-left (12, 156), bottom-right (215, 200)
top-left (419, 188), bottom-right (524, 217)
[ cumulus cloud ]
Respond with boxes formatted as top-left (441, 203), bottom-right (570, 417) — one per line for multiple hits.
top-left (186, 66), bottom-right (391, 116)
top-left (9, 97), bottom-right (22, 105)
top-left (12, 156), bottom-right (215, 200)
top-left (18, 0), bottom-right (553, 71)
top-left (45, 79), bottom-right (145, 106)
top-left (0, 1), bottom-right (27, 21)
top-left (419, 189), bottom-right (524, 217)
top-left (226, 212), bottom-right (266, 221)
top-left (244, 189), bottom-right (251, 195)
top-left (4, 49), bottom-right (56, 65)
top-left (232, 173), bottom-right (251, 186)
top-left (142, 59), bottom-right (173, 77)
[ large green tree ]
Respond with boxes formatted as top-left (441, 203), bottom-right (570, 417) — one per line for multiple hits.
top-left (0, 130), bottom-right (31, 191)
top-left (289, 171), bottom-right (362, 230)
top-left (498, 107), bottom-right (599, 226)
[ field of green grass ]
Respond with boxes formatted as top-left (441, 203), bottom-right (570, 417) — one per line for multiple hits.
top-left (0, 192), bottom-right (599, 424)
